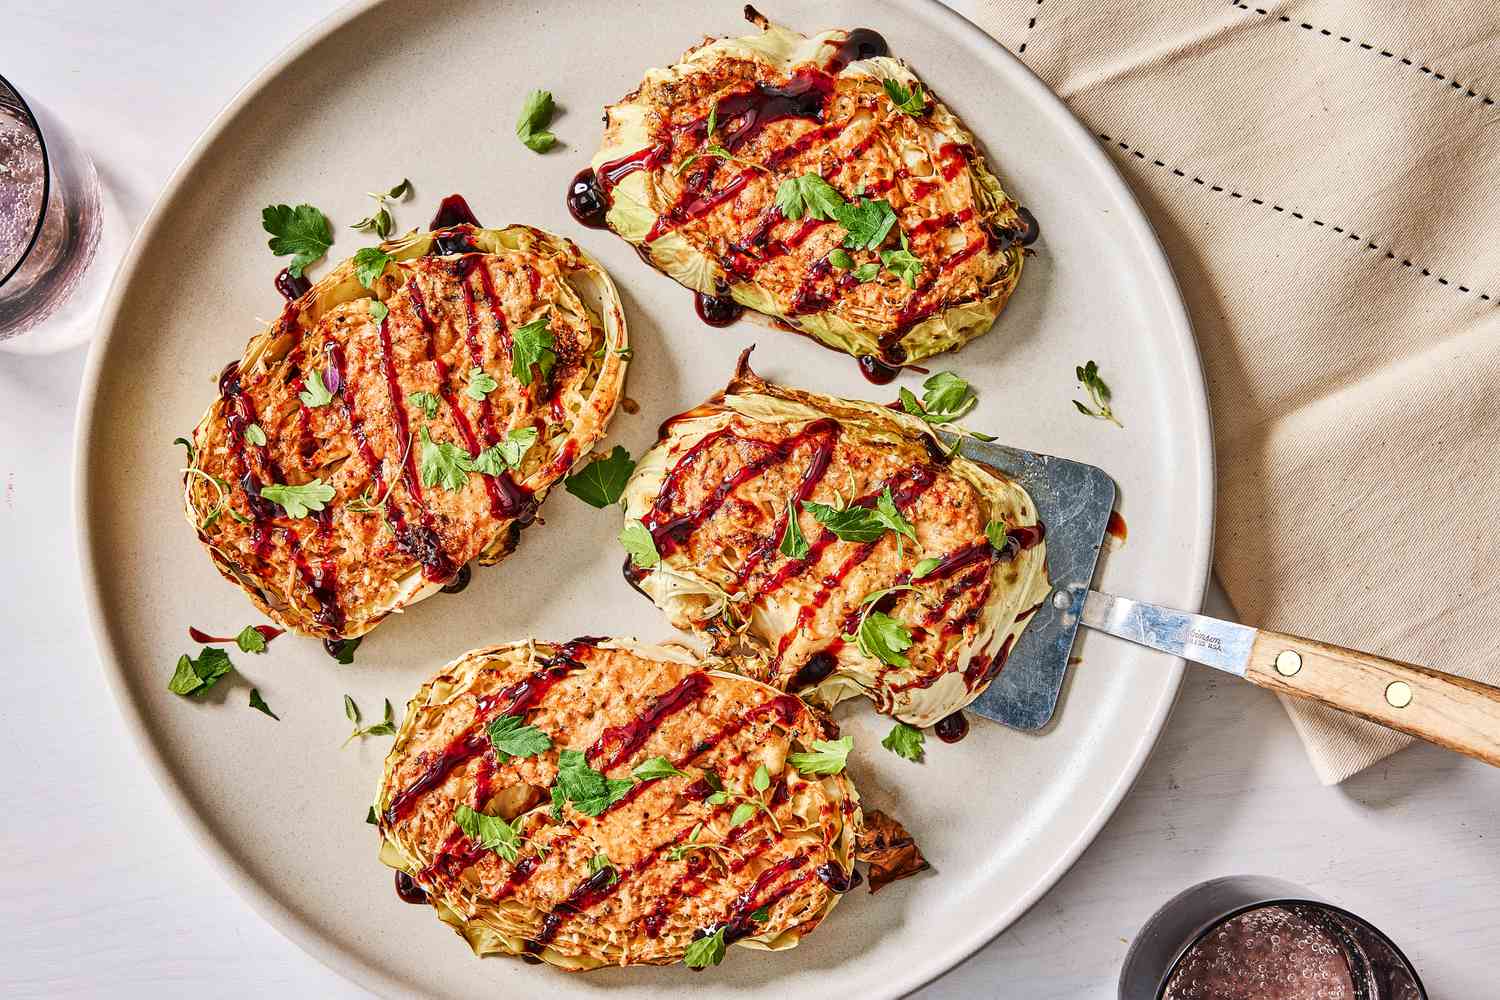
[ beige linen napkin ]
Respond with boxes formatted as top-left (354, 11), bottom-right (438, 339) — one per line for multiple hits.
top-left (974, 0), bottom-right (1500, 782)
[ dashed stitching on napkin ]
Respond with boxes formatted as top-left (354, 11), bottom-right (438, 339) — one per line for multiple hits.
top-left (1097, 134), bottom-right (1495, 303)
top-left (1231, 3), bottom-right (1497, 109)
top-left (1017, 0), bottom-right (1045, 54)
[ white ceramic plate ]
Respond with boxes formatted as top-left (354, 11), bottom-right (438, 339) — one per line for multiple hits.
top-left (74, 1), bottom-right (1213, 996)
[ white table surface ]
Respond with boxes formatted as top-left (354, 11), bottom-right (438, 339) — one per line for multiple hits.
top-left (3, 3), bottom-right (1496, 997)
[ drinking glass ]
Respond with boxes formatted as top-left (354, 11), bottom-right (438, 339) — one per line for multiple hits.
top-left (0, 73), bottom-right (123, 355)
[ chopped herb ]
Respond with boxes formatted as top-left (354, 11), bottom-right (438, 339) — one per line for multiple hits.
top-left (591, 343), bottom-right (634, 361)
top-left (880, 233), bottom-right (923, 287)
top-left (1073, 360), bottom-right (1122, 427)
top-left (167, 647), bottom-right (234, 697)
top-left (632, 756), bottom-right (687, 782)
top-left (752, 763), bottom-right (771, 792)
top-left (418, 427), bottom-right (470, 492)
top-left (828, 248), bottom-right (880, 283)
top-left (262, 203), bottom-right (333, 278)
top-left (803, 500), bottom-right (886, 543)
top-left (298, 368), bottom-right (335, 408)
top-left (349, 179), bottom-right (411, 238)
top-left (343, 696), bottom-right (396, 745)
top-left (515, 89), bottom-right (558, 153)
top-left (408, 390), bottom-right (440, 420)
top-left (244, 423), bottom-right (267, 447)
top-left (328, 636), bottom-right (361, 665)
top-left (882, 78), bottom-right (928, 115)
top-left (464, 365), bottom-right (498, 401)
top-left (259, 479), bottom-right (336, 518)
top-left (365, 806), bottom-right (378, 825)
top-left (702, 770), bottom-right (728, 805)
top-left (675, 105), bottom-right (771, 177)
top-left (842, 586), bottom-right (919, 667)
top-left (454, 803), bottom-right (522, 862)
top-left (564, 446), bottom-right (635, 508)
top-left (486, 714), bottom-right (552, 762)
top-left (788, 736), bottom-right (854, 776)
top-left (684, 926), bottom-right (727, 969)
top-left (729, 801), bottom-right (757, 828)
top-left (779, 498), bottom-right (809, 559)
top-left (511, 314), bottom-right (556, 386)
top-left (184, 468), bottom-right (250, 529)
top-left (588, 852), bottom-right (619, 884)
top-left (872, 487), bottom-right (918, 549)
top-left (985, 520), bottom-right (1010, 552)
top-left (368, 300), bottom-right (389, 324)
top-left (235, 625), bottom-right (268, 654)
top-left (912, 556), bottom-right (942, 579)
top-left (749, 905), bottom-right (770, 923)
top-left (463, 427), bottom-right (538, 475)
top-left (901, 371), bottom-right (977, 426)
top-left (838, 195), bottom-right (899, 251)
top-left (882, 721), bottom-right (925, 761)
top-left (619, 518), bottom-right (660, 569)
top-left (173, 435), bottom-right (195, 463)
top-left (352, 246), bottom-right (393, 288)
top-left (776, 172), bottom-right (847, 222)
top-left (553, 748), bottom-right (634, 816)
top-left (248, 687), bottom-right (280, 720)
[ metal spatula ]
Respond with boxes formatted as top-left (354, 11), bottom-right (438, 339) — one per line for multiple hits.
top-left (960, 439), bottom-right (1500, 767)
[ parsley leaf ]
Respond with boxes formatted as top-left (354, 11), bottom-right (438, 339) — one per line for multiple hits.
top-left (749, 906), bottom-right (770, 923)
top-left (803, 501), bottom-right (886, 542)
top-left (921, 371), bottom-right (978, 421)
top-left (553, 748), bottom-right (634, 816)
top-left (235, 625), bottom-right (268, 654)
top-left (882, 721), bottom-right (925, 761)
top-left (487, 714), bottom-right (552, 762)
top-left (454, 803), bottom-right (521, 863)
top-left (872, 487), bottom-right (917, 545)
top-left (515, 89), bottom-right (558, 153)
top-left (1073, 360), bottom-right (1123, 427)
top-left (788, 736), bottom-right (854, 776)
top-left (369, 300), bottom-right (389, 324)
top-left (632, 756), bottom-right (687, 782)
top-left (167, 647), bottom-right (234, 697)
top-left (838, 196), bottom-right (898, 251)
top-left (259, 479), bottom-right (335, 518)
top-left (327, 637), bottom-right (361, 665)
top-left (408, 390), bottom-right (440, 420)
top-left (463, 427), bottom-right (538, 475)
top-left (244, 423), bottom-right (267, 447)
top-left (752, 763), bottom-right (771, 792)
top-left (684, 927), bottom-right (727, 969)
top-left (779, 498), bottom-right (809, 559)
top-left (829, 249), bottom-right (881, 284)
top-left (418, 427), bottom-right (470, 492)
top-left (882, 78), bottom-right (928, 115)
top-left (776, 172), bottom-right (847, 222)
top-left (588, 852), bottom-right (619, 884)
top-left (842, 586), bottom-right (918, 666)
top-left (353, 247), bottom-right (393, 288)
top-left (511, 315), bottom-right (556, 386)
top-left (620, 518), bottom-right (660, 569)
top-left (249, 688), bottom-right (280, 720)
top-left (912, 556), bottom-right (942, 579)
top-left (261, 203), bottom-right (333, 278)
top-left (985, 519), bottom-right (1011, 553)
top-left (464, 366), bottom-right (498, 401)
top-left (298, 368), bottom-right (335, 408)
top-left (564, 446), bottom-right (636, 508)
top-left (343, 697), bottom-right (396, 745)
top-left (880, 239), bottom-right (923, 288)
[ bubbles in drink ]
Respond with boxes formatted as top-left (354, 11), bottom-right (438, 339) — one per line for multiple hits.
top-left (1162, 905), bottom-right (1355, 1000)
top-left (0, 102), bottom-right (46, 277)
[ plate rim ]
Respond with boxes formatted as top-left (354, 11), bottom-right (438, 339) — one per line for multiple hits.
top-left (71, 1), bottom-right (1215, 996)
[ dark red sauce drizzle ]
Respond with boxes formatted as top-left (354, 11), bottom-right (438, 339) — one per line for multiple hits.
top-left (1106, 510), bottom-right (1127, 542)
top-left (587, 672), bottom-right (712, 772)
top-left (440, 563), bottom-right (472, 594)
top-left (694, 289), bottom-right (745, 327)
top-left (275, 267), bottom-right (311, 301)
top-left (790, 650), bottom-right (837, 689)
top-left (566, 168), bottom-right (609, 228)
top-left (859, 354), bottom-right (901, 384)
top-left (827, 27), bottom-right (890, 70)
top-left (394, 870), bottom-right (428, 904)
top-left (429, 194), bottom-right (481, 229)
top-left (187, 625), bottom-right (284, 645)
top-left (934, 710), bottom-right (970, 743)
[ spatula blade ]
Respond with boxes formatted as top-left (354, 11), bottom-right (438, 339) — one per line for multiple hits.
top-left (955, 437), bottom-right (1116, 730)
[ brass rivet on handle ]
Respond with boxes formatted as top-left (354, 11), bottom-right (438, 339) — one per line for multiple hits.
top-left (1386, 681), bottom-right (1414, 709)
top-left (1275, 650), bottom-right (1302, 676)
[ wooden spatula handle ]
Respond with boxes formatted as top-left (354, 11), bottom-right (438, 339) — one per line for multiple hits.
top-left (1246, 630), bottom-right (1500, 767)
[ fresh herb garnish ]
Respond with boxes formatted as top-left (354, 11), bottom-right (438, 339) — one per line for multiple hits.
top-left (167, 647), bottom-right (234, 697)
top-left (882, 721), bottom-right (925, 761)
top-left (515, 89), bottom-right (558, 153)
top-left (368, 300), bottom-right (389, 324)
top-left (620, 518), bottom-right (660, 569)
top-left (592, 343), bottom-right (634, 361)
top-left (349, 179), bottom-right (411, 239)
top-left (244, 423), bottom-right (267, 447)
top-left (353, 246), bottom-right (393, 288)
top-left (779, 498), bottom-right (809, 559)
top-left (787, 736), bottom-right (854, 776)
top-left (676, 105), bottom-right (771, 177)
top-left (262, 203), bottom-right (333, 278)
top-left (174, 435), bottom-right (195, 463)
top-left (985, 520), bottom-right (1014, 555)
top-left (749, 905), bottom-right (771, 923)
top-left (408, 390), bottom-right (440, 420)
top-left (236, 625), bottom-right (269, 654)
top-left (564, 446), bottom-right (635, 508)
top-left (843, 586), bottom-right (918, 667)
top-left (259, 479), bottom-right (335, 518)
top-left (838, 195), bottom-right (899, 251)
top-left (249, 687), bottom-right (280, 720)
top-left (829, 248), bottom-right (881, 283)
top-left (803, 500), bottom-right (886, 543)
top-left (632, 756), bottom-right (687, 782)
top-left (183, 468), bottom-right (250, 529)
top-left (901, 370), bottom-right (977, 426)
top-left (365, 806), bottom-right (378, 825)
top-left (463, 427), bottom-right (538, 475)
top-left (588, 852), bottom-right (619, 884)
top-left (553, 748), bottom-right (634, 816)
top-left (418, 427), bottom-right (471, 492)
top-left (511, 314), bottom-right (556, 386)
top-left (1073, 360), bottom-right (1122, 427)
top-left (882, 78), bottom-right (928, 115)
top-left (873, 488), bottom-right (918, 550)
top-left (343, 696), bottom-right (396, 745)
top-left (298, 369), bottom-right (335, 408)
top-left (486, 713), bottom-right (552, 762)
top-left (775, 172), bottom-right (847, 223)
top-left (684, 926), bottom-right (728, 969)
top-left (912, 556), bottom-right (942, 579)
top-left (880, 232), bottom-right (923, 288)
top-left (327, 637), bottom-right (361, 665)
top-left (454, 803), bottom-right (523, 862)
top-left (464, 366), bottom-right (498, 401)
